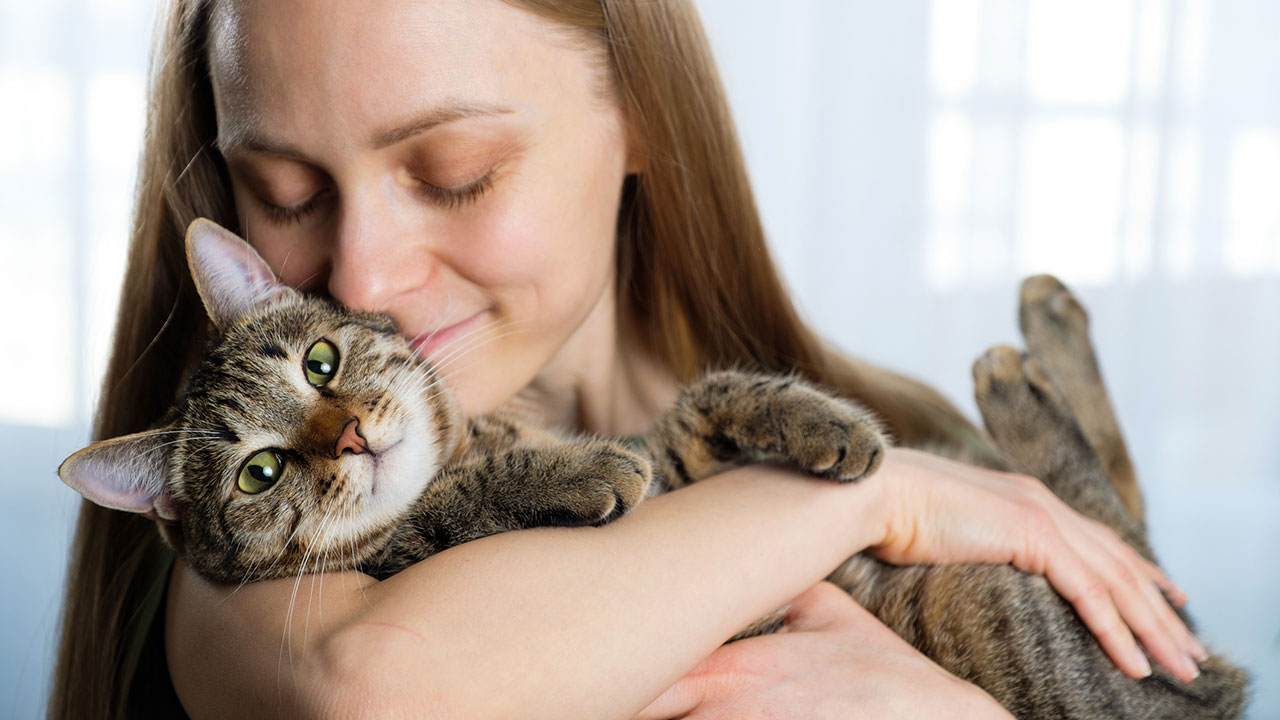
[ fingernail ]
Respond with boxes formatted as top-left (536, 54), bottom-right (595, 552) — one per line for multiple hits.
top-left (1133, 648), bottom-right (1152, 678)
top-left (1185, 653), bottom-right (1201, 681)
top-left (1190, 637), bottom-right (1209, 662)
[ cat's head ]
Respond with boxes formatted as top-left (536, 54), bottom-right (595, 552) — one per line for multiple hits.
top-left (59, 219), bottom-right (461, 583)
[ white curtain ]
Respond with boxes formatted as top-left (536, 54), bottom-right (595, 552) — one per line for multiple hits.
top-left (0, 0), bottom-right (1275, 716)
top-left (0, 1), bottom-right (157, 717)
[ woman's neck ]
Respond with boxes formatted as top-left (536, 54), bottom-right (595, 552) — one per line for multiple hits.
top-left (505, 290), bottom-right (679, 437)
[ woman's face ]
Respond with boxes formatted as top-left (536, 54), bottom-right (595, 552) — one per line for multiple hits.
top-left (208, 0), bottom-right (634, 416)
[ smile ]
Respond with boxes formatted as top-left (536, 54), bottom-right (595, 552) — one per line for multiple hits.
top-left (411, 311), bottom-right (488, 359)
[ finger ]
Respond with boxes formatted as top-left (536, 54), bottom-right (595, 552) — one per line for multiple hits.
top-left (1133, 577), bottom-right (1206, 676)
top-left (1140, 557), bottom-right (1188, 609)
top-left (1042, 545), bottom-right (1152, 679)
top-left (1146, 563), bottom-right (1188, 608)
top-left (1084, 523), bottom-right (1204, 662)
top-left (1115, 545), bottom-right (1207, 664)
top-left (1094, 549), bottom-right (1199, 683)
top-left (1073, 521), bottom-right (1202, 683)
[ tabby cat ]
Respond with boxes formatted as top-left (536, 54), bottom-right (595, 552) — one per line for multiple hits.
top-left (60, 219), bottom-right (1247, 718)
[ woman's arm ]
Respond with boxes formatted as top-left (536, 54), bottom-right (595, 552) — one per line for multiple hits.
top-left (168, 448), bottom-right (1199, 719)
top-left (168, 463), bottom-right (887, 719)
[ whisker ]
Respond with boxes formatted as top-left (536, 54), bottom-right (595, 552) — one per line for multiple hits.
top-left (110, 290), bottom-right (182, 395)
top-left (293, 267), bottom-right (326, 293)
top-left (277, 245), bottom-right (296, 281)
top-left (423, 328), bottom-right (531, 397)
top-left (174, 139), bottom-right (212, 186)
top-left (418, 318), bottom-right (507, 370)
top-left (427, 317), bottom-right (532, 370)
top-left (134, 435), bottom-right (221, 459)
top-left (405, 294), bottom-right (461, 347)
top-left (222, 502), bottom-right (312, 602)
top-left (279, 504), bottom-right (336, 672)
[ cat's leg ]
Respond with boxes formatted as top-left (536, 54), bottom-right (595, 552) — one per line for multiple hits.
top-left (643, 369), bottom-right (887, 490)
top-left (1018, 274), bottom-right (1143, 525)
top-left (373, 439), bottom-right (652, 577)
top-left (972, 346), bottom-right (1147, 554)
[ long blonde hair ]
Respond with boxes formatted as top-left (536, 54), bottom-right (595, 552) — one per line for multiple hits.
top-left (51, 1), bottom-right (983, 716)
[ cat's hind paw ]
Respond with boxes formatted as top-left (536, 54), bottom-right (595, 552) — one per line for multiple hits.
top-left (972, 345), bottom-right (1088, 479)
top-left (973, 346), bottom-right (1072, 430)
top-left (1020, 274), bottom-right (1090, 345)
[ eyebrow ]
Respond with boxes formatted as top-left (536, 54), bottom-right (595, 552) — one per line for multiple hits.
top-left (217, 102), bottom-right (516, 160)
top-left (372, 103), bottom-right (515, 149)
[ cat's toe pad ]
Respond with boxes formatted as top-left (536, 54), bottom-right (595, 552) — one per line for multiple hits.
top-left (973, 345), bottom-right (1073, 434)
top-left (556, 446), bottom-right (652, 526)
top-left (778, 405), bottom-right (886, 483)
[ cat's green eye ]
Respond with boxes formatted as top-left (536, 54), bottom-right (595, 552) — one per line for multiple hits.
top-left (238, 450), bottom-right (283, 494)
top-left (304, 339), bottom-right (339, 387)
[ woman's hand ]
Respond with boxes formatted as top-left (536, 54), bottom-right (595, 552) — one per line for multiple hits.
top-left (869, 447), bottom-right (1204, 683)
top-left (633, 582), bottom-right (1011, 720)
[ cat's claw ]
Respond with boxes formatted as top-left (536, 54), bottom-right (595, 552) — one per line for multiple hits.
top-left (759, 386), bottom-right (887, 483)
top-left (543, 444), bottom-right (652, 527)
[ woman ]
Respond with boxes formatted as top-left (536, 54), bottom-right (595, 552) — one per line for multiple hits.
top-left (51, 0), bottom-right (1202, 717)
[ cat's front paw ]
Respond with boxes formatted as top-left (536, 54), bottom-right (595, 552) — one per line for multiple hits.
top-left (536, 443), bottom-right (652, 527)
top-left (695, 371), bottom-right (887, 482)
top-left (768, 388), bottom-right (887, 482)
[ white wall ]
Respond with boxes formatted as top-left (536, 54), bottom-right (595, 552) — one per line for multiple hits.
top-left (1, 0), bottom-right (1276, 717)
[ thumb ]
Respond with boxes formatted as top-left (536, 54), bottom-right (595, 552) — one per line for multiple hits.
top-left (782, 581), bottom-right (873, 633)
top-left (633, 677), bottom-right (703, 720)
top-left (632, 655), bottom-right (720, 720)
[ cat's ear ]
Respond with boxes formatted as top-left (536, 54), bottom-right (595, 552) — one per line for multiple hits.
top-left (185, 218), bottom-right (295, 329)
top-left (58, 430), bottom-right (181, 523)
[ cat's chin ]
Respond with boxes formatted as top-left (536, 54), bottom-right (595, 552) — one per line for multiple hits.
top-left (368, 439), bottom-right (403, 497)
top-left (361, 434), bottom-right (435, 518)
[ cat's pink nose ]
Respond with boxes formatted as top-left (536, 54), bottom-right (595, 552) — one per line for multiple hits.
top-left (334, 418), bottom-right (369, 458)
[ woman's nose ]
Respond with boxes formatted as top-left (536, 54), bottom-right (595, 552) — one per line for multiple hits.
top-left (325, 195), bottom-right (424, 313)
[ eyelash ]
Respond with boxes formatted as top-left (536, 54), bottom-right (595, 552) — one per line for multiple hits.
top-left (415, 171), bottom-right (495, 210)
top-left (257, 171), bottom-right (495, 225)
top-left (260, 193), bottom-right (325, 226)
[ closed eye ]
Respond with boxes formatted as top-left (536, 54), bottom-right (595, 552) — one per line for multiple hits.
top-left (259, 189), bottom-right (331, 226)
top-left (415, 171), bottom-right (494, 210)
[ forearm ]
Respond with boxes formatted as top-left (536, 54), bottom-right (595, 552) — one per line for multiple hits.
top-left (323, 464), bottom-right (889, 719)
top-left (168, 463), bottom-right (890, 719)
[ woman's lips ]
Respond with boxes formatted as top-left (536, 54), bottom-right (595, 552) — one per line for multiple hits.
top-left (410, 311), bottom-right (487, 360)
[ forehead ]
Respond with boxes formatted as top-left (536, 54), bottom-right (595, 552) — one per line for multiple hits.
top-left (208, 0), bottom-right (606, 150)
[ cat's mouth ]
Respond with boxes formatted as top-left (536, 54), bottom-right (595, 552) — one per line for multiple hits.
top-left (367, 438), bottom-right (404, 497)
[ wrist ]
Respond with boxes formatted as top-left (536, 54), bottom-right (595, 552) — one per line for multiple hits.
top-left (857, 447), bottom-right (917, 561)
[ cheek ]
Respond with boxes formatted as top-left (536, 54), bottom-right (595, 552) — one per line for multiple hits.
top-left (450, 192), bottom-right (614, 329)
top-left (231, 188), bottom-right (328, 290)
top-left (449, 146), bottom-right (624, 310)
